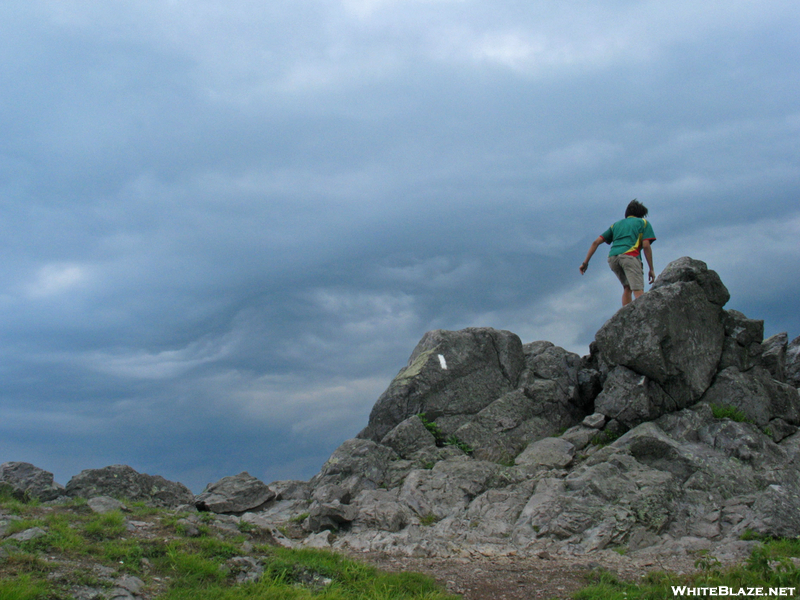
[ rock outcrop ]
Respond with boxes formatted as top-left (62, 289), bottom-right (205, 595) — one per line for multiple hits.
top-left (0, 462), bottom-right (65, 502)
top-left (5, 256), bottom-right (799, 563)
top-left (65, 464), bottom-right (194, 507)
top-left (257, 256), bottom-right (799, 559)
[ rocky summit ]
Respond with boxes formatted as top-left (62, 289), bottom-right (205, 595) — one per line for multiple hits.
top-left (3, 256), bottom-right (800, 563)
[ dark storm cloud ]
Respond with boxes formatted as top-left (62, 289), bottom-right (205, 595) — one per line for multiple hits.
top-left (1, 0), bottom-right (799, 491)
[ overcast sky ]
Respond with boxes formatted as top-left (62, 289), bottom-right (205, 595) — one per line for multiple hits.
top-left (1, 0), bottom-right (799, 493)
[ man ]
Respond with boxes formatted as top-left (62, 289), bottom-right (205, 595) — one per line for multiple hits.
top-left (579, 199), bottom-right (656, 306)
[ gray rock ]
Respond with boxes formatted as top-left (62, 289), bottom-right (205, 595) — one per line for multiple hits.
top-left (718, 336), bottom-right (763, 372)
top-left (311, 484), bottom-right (351, 505)
top-left (762, 332), bottom-right (788, 382)
top-left (515, 437), bottom-right (575, 468)
top-left (560, 424), bottom-right (600, 450)
top-left (594, 366), bottom-right (677, 428)
top-left (357, 327), bottom-right (525, 442)
top-left (398, 458), bottom-right (501, 520)
top-left (175, 518), bottom-right (201, 537)
top-left (305, 501), bottom-right (359, 532)
top-left (310, 438), bottom-right (400, 497)
top-left (787, 335), bottom-right (800, 387)
top-left (10, 527), bottom-right (47, 542)
top-left (650, 256), bottom-right (730, 306)
top-left (114, 575), bottom-right (144, 595)
top-left (66, 465), bottom-right (193, 507)
top-left (195, 472), bottom-right (276, 514)
top-left (453, 385), bottom-right (577, 463)
top-left (722, 309), bottom-right (764, 346)
top-left (267, 480), bottom-right (311, 501)
top-left (106, 590), bottom-right (137, 600)
top-left (749, 483), bottom-right (800, 538)
top-left (352, 489), bottom-right (412, 532)
top-left (228, 556), bottom-right (264, 584)
top-left (595, 277), bottom-right (725, 407)
top-left (380, 415), bottom-right (437, 459)
top-left (240, 513), bottom-right (294, 548)
top-left (0, 462), bottom-right (65, 502)
top-left (697, 419), bottom-right (785, 465)
top-left (701, 366), bottom-right (800, 426)
top-left (302, 530), bottom-right (334, 548)
top-left (582, 412), bottom-right (606, 429)
top-left (767, 418), bottom-right (798, 442)
top-left (87, 496), bottom-right (127, 514)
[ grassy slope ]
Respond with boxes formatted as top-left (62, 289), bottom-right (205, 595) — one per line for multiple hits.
top-left (0, 492), bottom-right (459, 600)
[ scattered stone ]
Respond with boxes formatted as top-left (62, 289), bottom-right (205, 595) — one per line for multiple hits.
top-left (581, 413), bottom-right (606, 429)
top-left (87, 496), bottom-right (127, 514)
top-left (302, 530), bottom-right (334, 548)
top-left (10, 527), bottom-right (47, 542)
top-left (228, 556), bottom-right (264, 583)
top-left (515, 437), bottom-right (575, 469)
top-left (195, 472), bottom-right (276, 514)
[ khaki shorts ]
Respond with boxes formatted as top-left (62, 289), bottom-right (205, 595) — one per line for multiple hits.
top-left (608, 254), bottom-right (644, 291)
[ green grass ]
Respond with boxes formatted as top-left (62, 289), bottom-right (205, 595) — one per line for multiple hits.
top-left (711, 403), bottom-right (752, 423)
top-left (0, 575), bottom-right (50, 600)
top-left (417, 414), bottom-right (474, 456)
top-left (573, 539), bottom-right (800, 600)
top-left (158, 546), bottom-right (460, 600)
top-left (0, 493), bottom-right (459, 600)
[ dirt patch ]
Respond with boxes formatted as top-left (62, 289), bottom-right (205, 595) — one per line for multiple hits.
top-left (358, 551), bottom-right (699, 600)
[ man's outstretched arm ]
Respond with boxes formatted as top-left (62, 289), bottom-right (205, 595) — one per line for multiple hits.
top-left (642, 239), bottom-right (655, 284)
top-left (579, 236), bottom-right (606, 274)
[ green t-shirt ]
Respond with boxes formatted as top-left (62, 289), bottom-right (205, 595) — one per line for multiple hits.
top-left (601, 216), bottom-right (656, 258)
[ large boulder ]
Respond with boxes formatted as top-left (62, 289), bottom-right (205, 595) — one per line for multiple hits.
top-left (310, 439), bottom-right (400, 497)
top-left (195, 472), bottom-right (276, 514)
top-left (65, 465), bottom-right (193, 507)
top-left (0, 462), bottom-right (65, 502)
top-left (594, 366), bottom-right (677, 428)
top-left (650, 256), bottom-right (730, 306)
top-left (595, 274), bottom-right (725, 406)
top-left (357, 328), bottom-right (525, 442)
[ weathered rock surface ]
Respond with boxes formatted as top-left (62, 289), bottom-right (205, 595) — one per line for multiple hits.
top-left (595, 279), bottom-right (725, 407)
top-left (787, 335), bottom-right (800, 387)
top-left (357, 327), bottom-right (525, 442)
top-left (0, 462), bottom-right (65, 502)
top-left (195, 472), bottom-right (276, 514)
top-left (66, 465), bottom-right (193, 507)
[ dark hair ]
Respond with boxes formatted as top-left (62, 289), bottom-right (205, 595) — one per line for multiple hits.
top-left (625, 199), bottom-right (648, 218)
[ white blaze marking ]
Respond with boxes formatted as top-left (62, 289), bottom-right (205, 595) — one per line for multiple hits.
top-left (438, 354), bottom-right (447, 370)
